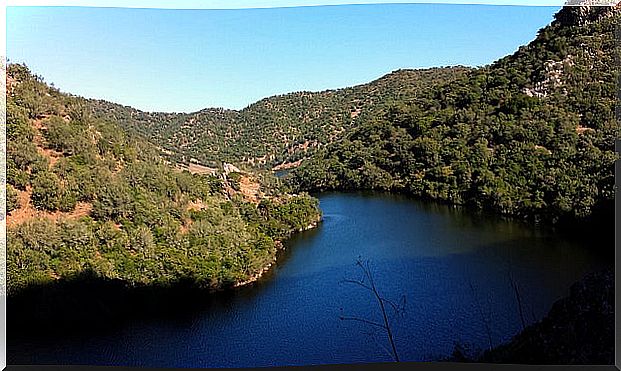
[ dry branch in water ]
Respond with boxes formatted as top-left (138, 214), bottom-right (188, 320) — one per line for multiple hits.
top-left (340, 258), bottom-right (406, 362)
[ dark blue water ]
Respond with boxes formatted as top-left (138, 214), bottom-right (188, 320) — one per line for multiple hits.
top-left (8, 192), bottom-right (604, 367)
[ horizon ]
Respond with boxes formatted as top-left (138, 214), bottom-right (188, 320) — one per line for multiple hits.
top-left (7, 3), bottom-right (561, 113)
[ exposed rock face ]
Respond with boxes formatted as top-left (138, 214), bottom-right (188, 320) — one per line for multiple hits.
top-left (523, 56), bottom-right (574, 98)
top-left (223, 162), bottom-right (241, 174)
top-left (555, 1), bottom-right (620, 27)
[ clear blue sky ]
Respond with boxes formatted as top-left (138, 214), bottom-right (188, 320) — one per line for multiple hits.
top-left (7, 3), bottom-right (560, 113)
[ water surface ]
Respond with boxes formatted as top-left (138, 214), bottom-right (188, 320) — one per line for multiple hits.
top-left (8, 192), bottom-right (605, 367)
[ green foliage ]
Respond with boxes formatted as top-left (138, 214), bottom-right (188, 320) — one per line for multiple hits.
top-left (8, 139), bottom-right (40, 171)
top-left (7, 100), bottom-right (34, 142)
top-left (43, 116), bottom-right (89, 155)
top-left (91, 179), bottom-right (134, 222)
top-left (8, 63), bottom-right (65, 118)
top-left (6, 5), bottom-right (617, 295)
top-left (7, 165), bottom-right (30, 191)
top-left (7, 194), bottom-right (320, 295)
top-left (30, 171), bottom-right (76, 212)
top-left (89, 68), bottom-right (469, 168)
top-left (8, 219), bottom-right (59, 291)
top-left (7, 185), bottom-right (20, 213)
top-left (6, 64), bottom-right (321, 296)
top-left (287, 7), bottom-right (619, 222)
top-left (253, 194), bottom-right (321, 239)
top-left (83, 7), bottom-right (618, 225)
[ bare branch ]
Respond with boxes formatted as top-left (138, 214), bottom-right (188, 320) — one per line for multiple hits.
top-left (339, 315), bottom-right (387, 330)
top-left (367, 329), bottom-right (399, 362)
top-left (508, 271), bottom-right (526, 331)
top-left (341, 278), bottom-right (373, 292)
top-left (341, 257), bottom-right (404, 362)
top-left (381, 295), bottom-right (407, 316)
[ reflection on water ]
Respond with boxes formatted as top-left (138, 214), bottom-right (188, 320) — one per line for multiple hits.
top-left (8, 192), bottom-right (607, 367)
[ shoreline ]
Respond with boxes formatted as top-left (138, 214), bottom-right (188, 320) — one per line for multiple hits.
top-left (476, 267), bottom-right (614, 364)
top-left (8, 217), bottom-right (321, 338)
top-left (232, 218), bottom-right (321, 289)
top-left (309, 190), bottom-right (613, 250)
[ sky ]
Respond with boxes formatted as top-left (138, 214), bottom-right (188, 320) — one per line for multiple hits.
top-left (7, 3), bottom-right (561, 113)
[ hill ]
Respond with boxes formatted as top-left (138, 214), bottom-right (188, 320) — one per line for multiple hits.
top-left (287, 4), bottom-right (619, 223)
top-left (480, 268), bottom-right (614, 364)
top-left (7, 4), bottom-right (618, 294)
top-left (89, 67), bottom-right (470, 169)
top-left (6, 63), bottom-right (321, 296)
top-left (85, 5), bottom-right (619, 225)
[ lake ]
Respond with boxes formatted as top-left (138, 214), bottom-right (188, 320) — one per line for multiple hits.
top-left (7, 192), bottom-right (606, 367)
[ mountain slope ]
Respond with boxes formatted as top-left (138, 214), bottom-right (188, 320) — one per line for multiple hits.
top-left (287, 4), bottom-right (619, 222)
top-left (480, 268), bottom-right (614, 364)
top-left (23, 4), bottom-right (619, 226)
top-left (89, 67), bottom-right (471, 168)
top-left (6, 64), bottom-right (321, 296)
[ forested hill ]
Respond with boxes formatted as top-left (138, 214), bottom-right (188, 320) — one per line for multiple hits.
top-left (17, 4), bottom-right (619, 228)
top-left (85, 5), bottom-right (619, 224)
top-left (89, 67), bottom-right (470, 168)
top-left (5, 64), bottom-right (321, 296)
top-left (288, 4), bottom-right (620, 223)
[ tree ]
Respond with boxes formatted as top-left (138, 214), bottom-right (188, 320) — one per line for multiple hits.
top-left (30, 171), bottom-right (63, 211)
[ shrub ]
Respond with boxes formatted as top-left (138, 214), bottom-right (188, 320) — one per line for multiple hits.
top-left (7, 185), bottom-right (20, 213)
top-left (31, 171), bottom-right (62, 211)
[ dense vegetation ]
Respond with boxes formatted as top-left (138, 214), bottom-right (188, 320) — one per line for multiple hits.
top-left (89, 68), bottom-right (470, 168)
top-left (4, 4), bottom-right (617, 366)
top-left (288, 5), bottom-right (619, 222)
top-left (7, 5), bottom-right (618, 296)
top-left (6, 64), bottom-right (321, 296)
top-left (87, 6), bottom-right (618, 225)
